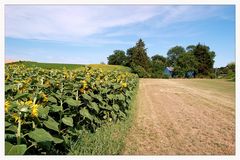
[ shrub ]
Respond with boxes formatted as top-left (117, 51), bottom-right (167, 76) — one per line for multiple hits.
top-left (131, 65), bottom-right (149, 78)
top-left (162, 74), bottom-right (170, 79)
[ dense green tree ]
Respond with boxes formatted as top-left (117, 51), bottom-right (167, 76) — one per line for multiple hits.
top-left (174, 52), bottom-right (198, 77)
top-left (151, 54), bottom-right (167, 64)
top-left (125, 47), bottom-right (135, 67)
top-left (186, 45), bottom-right (196, 52)
top-left (192, 43), bottom-right (215, 76)
top-left (131, 64), bottom-right (150, 78)
top-left (166, 46), bottom-right (186, 67)
top-left (226, 62), bottom-right (235, 72)
top-left (226, 62), bottom-right (235, 80)
top-left (215, 62), bottom-right (235, 80)
top-left (107, 50), bottom-right (127, 65)
top-left (106, 39), bottom-right (218, 79)
top-left (150, 60), bottom-right (165, 78)
top-left (126, 39), bottom-right (150, 71)
top-left (150, 54), bottom-right (167, 78)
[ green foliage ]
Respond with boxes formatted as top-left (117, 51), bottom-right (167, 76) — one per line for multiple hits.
top-left (166, 44), bottom-right (215, 78)
top-left (8, 61), bottom-right (84, 70)
top-left (186, 45), bottom-right (196, 52)
top-left (69, 83), bottom-right (138, 155)
top-left (174, 52), bottom-right (198, 78)
top-left (226, 71), bottom-right (235, 80)
top-left (131, 64), bottom-right (150, 78)
top-left (226, 62), bottom-right (235, 73)
top-left (150, 57), bottom-right (165, 78)
top-left (151, 54), bottom-right (167, 64)
top-left (162, 74), bottom-right (170, 79)
top-left (105, 39), bottom-right (218, 79)
top-left (28, 128), bottom-right (54, 142)
top-left (192, 43), bottom-right (215, 76)
top-left (107, 50), bottom-right (127, 65)
top-left (215, 62), bottom-right (235, 80)
top-left (88, 64), bottom-right (132, 72)
top-left (5, 142), bottom-right (27, 155)
top-left (167, 46), bottom-right (186, 67)
top-left (5, 64), bottom-right (138, 155)
top-left (126, 39), bottom-right (151, 72)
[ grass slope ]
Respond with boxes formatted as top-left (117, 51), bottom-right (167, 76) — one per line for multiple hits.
top-left (7, 61), bottom-right (132, 72)
top-left (7, 61), bottom-right (84, 70)
top-left (88, 64), bottom-right (132, 72)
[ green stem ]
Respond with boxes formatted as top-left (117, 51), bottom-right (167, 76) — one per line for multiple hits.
top-left (22, 133), bottom-right (28, 137)
top-left (17, 118), bottom-right (21, 145)
top-left (76, 90), bottom-right (78, 101)
top-left (33, 97), bottom-right (37, 105)
top-left (59, 83), bottom-right (64, 132)
top-left (36, 117), bottom-right (41, 127)
top-left (59, 100), bottom-right (63, 130)
top-left (26, 143), bottom-right (36, 151)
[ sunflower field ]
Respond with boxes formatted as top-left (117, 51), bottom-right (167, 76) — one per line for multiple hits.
top-left (5, 64), bottom-right (138, 155)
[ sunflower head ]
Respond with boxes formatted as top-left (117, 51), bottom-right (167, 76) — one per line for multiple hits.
top-left (41, 93), bottom-right (48, 102)
top-left (5, 101), bottom-right (10, 113)
top-left (121, 82), bottom-right (127, 88)
top-left (12, 113), bottom-right (20, 123)
top-left (25, 100), bottom-right (33, 106)
top-left (31, 104), bottom-right (39, 118)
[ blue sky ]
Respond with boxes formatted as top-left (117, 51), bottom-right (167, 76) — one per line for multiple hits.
top-left (5, 5), bottom-right (235, 67)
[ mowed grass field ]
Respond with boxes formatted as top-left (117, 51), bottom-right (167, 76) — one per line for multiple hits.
top-left (177, 79), bottom-right (235, 97)
top-left (124, 79), bottom-right (235, 155)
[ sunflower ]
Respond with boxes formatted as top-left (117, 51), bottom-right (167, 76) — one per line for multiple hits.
top-left (41, 93), bottom-right (48, 102)
top-left (121, 82), bottom-right (127, 88)
top-left (5, 101), bottom-right (10, 113)
top-left (80, 80), bottom-right (88, 93)
top-left (25, 100), bottom-right (33, 106)
top-left (12, 113), bottom-right (20, 123)
top-left (31, 104), bottom-right (39, 118)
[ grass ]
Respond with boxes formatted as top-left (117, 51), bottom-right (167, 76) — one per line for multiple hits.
top-left (176, 79), bottom-right (235, 97)
top-left (7, 61), bottom-right (85, 70)
top-left (7, 61), bottom-right (132, 72)
top-left (88, 64), bottom-right (132, 72)
top-left (68, 82), bottom-right (139, 155)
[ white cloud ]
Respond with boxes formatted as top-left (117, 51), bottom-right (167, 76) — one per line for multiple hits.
top-left (5, 5), bottom-right (231, 42)
top-left (150, 6), bottom-right (228, 28)
top-left (5, 5), bottom-right (162, 41)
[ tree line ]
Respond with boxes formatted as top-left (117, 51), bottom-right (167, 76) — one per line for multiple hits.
top-left (107, 39), bottom-right (235, 79)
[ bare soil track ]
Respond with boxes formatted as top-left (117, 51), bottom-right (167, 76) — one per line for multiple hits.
top-left (124, 79), bottom-right (235, 155)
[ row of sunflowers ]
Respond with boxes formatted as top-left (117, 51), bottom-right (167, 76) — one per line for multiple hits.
top-left (5, 64), bottom-right (138, 155)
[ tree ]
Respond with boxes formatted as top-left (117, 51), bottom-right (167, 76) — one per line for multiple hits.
top-left (226, 62), bottom-right (235, 80)
top-left (226, 62), bottom-right (235, 72)
top-left (186, 45), bottom-right (196, 52)
top-left (215, 62), bottom-right (235, 80)
top-left (107, 50), bottom-right (127, 65)
top-left (126, 47), bottom-right (135, 67)
top-left (166, 46), bottom-right (186, 67)
top-left (151, 54), bottom-right (167, 64)
top-left (126, 39), bottom-right (150, 71)
top-left (174, 52), bottom-right (198, 77)
top-left (150, 54), bottom-right (167, 78)
top-left (192, 43), bottom-right (215, 76)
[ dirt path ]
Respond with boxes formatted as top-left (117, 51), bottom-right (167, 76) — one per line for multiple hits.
top-left (123, 79), bottom-right (235, 155)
